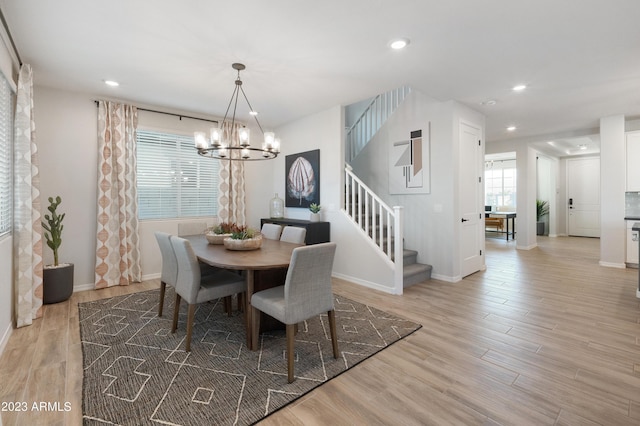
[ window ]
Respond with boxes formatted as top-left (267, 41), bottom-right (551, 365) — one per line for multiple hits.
top-left (137, 129), bottom-right (218, 220)
top-left (0, 74), bottom-right (13, 237)
top-left (485, 159), bottom-right (516, 208)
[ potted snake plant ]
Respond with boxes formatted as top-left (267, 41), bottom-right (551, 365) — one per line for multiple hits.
top-left (42, 196), bottom-right (74, 304)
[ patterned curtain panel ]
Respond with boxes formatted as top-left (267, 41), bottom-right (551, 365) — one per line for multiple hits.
top-left (95, 101), bottom-right (141, 288)
top-left (217, 122), bottom-right (246, 225)
top-left (14, 64), bottom-right (44, 327)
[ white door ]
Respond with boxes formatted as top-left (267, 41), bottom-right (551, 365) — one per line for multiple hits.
top-left (567, 157), bottom-right (600, 237)
top-left (459, 121), bottom-right (483, 277)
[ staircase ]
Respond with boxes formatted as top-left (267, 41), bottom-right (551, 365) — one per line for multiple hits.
top-left (346, 86), bottom-right (411, 162)
top-left (344, 166), bottom-right (431, 292)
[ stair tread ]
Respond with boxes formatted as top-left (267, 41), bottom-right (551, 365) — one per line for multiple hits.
top-left (403, 263), bottom-right (432, 275)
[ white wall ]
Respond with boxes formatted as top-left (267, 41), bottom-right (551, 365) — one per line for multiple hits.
top-left (34, 87), bottom-right (99, 288)
top-left (600, 115), bottom-right (626, 267)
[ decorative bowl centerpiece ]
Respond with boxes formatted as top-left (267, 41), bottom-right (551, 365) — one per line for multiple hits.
top-left (205, 222), bottom-right (238, 245)
top-left (223, 226), bottom-right (262, 251)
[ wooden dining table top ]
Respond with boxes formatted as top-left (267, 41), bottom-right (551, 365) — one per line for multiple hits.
top-left (184, 234), bottom-right (302, 270)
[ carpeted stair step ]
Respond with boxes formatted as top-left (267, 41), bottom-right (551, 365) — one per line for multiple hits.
top-left (390, 248), bottom-right (417, 265)
top-left (403, 263), bottom-right (432, 288)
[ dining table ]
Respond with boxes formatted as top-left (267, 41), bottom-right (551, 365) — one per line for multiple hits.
top-left (184, 234), bottom-right (302, 350)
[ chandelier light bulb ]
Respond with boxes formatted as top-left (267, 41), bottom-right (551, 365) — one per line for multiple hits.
top-left (264, 131), bottom-right (275, 149)
top-left (210, 127), bottom-right (222, 147)
top-left (238, 128), bottom-right (250, 147)
top-left (194, 131), bottom-right (209, 149)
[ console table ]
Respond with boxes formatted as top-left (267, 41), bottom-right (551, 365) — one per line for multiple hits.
top-left (260, 218), bottom-right (330, 245)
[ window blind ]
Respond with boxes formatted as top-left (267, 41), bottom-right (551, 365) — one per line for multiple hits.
top-left (0, 75), bottom-right (12, 237)
top-left (137, 129), bottom-right (218, 220)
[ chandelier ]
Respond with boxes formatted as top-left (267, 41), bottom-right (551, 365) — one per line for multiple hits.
top-left (194, 63), bottom-right (280, 161)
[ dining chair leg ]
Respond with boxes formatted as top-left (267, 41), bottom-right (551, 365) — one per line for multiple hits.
top-left (224, 296), bottom-right (232, 316)
top-left (158, 281), bottom-right (166, 317)
top-left (328, 310), bottom-right (340, 359)
top-left (237, 292), bottom-right (244, 313)
top-left (251, 306), bottom-right (261, 350)
top-left (171, 294), bottom-right (181, 333)
top-left (251, 306), bottom-right (261, 348)
top-left (286, 323), bottom-right (295, 383)
top-left (185, 303), bottom-right (196, 352)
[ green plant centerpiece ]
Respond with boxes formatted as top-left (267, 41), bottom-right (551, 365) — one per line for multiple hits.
top-left (536, 199), bottom-right (550, 236)
top-left (206, 222), bottom-right (239, 244)
top-left (309, 203), bottom-right (321, 222)
top-left (223, 225), bottom-right (262, 250)
top-left (42, 196), bottom-right (74, 304)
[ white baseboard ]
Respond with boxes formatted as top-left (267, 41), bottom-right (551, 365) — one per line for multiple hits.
top-left (74, 283), bottom-right (95, 292)
top-left (0, 322), bottom-right (12, 358)
top-left (331, 272), bottom-right (395, 294)
top-left (517, 243), bottom-right (538, 250)
top-left (72, 273), bottom-right (161, 293)
top-left (142, 273), bottom-right (161, 282)
top-left (599, 261), bottom-right (626, 269)
top-left (431, 273), bottom-right (459, 282)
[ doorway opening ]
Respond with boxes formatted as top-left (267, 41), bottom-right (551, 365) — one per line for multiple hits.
top-left (485, 152), bottom-right (516, 242)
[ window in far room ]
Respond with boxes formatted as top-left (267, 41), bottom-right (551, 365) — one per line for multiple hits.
top-left (136, 129), bottom-right (219, 220)
top-left (485, 158), bottom-right (517, 209)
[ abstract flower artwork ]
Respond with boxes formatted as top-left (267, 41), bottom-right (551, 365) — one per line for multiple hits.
top-left (285, 149), bottom-right (320, 208)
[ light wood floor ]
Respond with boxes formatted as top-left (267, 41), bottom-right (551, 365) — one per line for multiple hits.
top-left (1, 236), bottom-right (640, 425)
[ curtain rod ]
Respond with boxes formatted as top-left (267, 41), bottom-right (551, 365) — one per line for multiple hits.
top-left (94, 100), bottom-right (218, 125)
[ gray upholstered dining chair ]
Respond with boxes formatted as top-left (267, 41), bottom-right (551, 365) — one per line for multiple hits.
top-left (155, 231), bottom-right (178, 317)
top-left (260, 223), bottom-right (283, 240)
top-left (170, 235), bottom-right (247, 352)
top-left (156, 231), bottom-right (235, 317)
top-left (251, 242), bottom-right (339, 383)
top-left (279, 226), bottom-right (306, 244)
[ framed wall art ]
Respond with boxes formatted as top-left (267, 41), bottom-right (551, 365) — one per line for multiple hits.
top-left (285, 149), bottom-right (320, 208)
top-left (389, 125), bottom-right (430, 194)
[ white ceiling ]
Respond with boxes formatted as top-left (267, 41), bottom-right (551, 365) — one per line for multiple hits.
top-left (2, 0), bottom-right (640, 147)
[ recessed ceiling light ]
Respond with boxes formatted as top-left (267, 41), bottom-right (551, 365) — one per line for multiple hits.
top-left (390, 38), bottom-right (410, 50)
top-left (507, 126), bottom-right (517, 132)
top-left (249, 111), bottom-right (258, 116)
top-left (104, 80), bottom-right (119, 87)
top-left (481, 99), bottom-right (497, 106)
top-left (512, 84), bottom-right (526, 91)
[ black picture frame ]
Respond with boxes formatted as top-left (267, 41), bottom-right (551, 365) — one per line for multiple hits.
top-left (285, 149), bottom-right (320, 208)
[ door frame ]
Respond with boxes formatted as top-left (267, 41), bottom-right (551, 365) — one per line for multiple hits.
top-left (458, 119), bottom-right (485, 278)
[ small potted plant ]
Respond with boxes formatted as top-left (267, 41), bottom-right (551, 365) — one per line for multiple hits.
top-left (223, 225), bottom-right (262, 250)
top-left (536, 199), bottom-right (549, 236)
top-left (206, 221), bottom-right (238, 244)
top-left (309, 203), bottom-right (321, 222)
top-left (42, 196), bottom-right (74, 304)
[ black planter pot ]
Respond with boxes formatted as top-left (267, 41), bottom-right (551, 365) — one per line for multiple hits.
top-left (536, 221), bottom-right (545, 236)
top-left (43, 263), bottom-right (74, 304)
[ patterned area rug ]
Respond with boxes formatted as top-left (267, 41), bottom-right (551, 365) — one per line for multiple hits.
top-left (79, 288), bottom-right (421, 425)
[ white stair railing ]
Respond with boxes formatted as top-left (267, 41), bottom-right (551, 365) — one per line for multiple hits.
top-left (346, 86), bottom-right (411, 162)
top-left (344, 165), bottom-right (404, 295)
